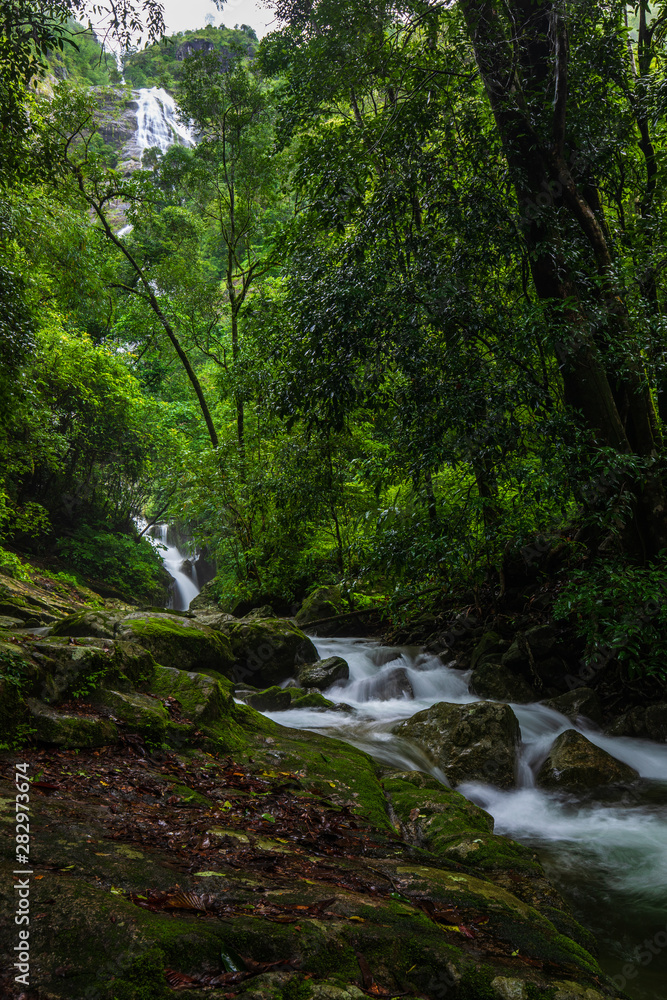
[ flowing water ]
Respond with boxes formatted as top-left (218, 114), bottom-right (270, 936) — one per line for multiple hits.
top-left (147, 523), bottom-right (201, 611)
top-left (135, 87), bottom-right (193, 154)
top-left (258, 636), bottom-right (667, 1000)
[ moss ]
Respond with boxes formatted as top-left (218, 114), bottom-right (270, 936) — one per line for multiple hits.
top-left (147, 664), bottom-right (232, 724)
top-left (107, 946), bottom-right (170, 1000)
top-left (225, 617), bottom-right (318, 687)
top-left (291, 691), bottom-right (336, 710)
top-left (26, 699), bottom-right (118, 748)
top-left (118, 613), bottom-right (235, 676)
top-left (281, 976), bottom-right (315, 1000)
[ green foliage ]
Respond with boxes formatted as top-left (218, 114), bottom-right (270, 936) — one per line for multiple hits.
top-left (123, 24), bottom-right (258, 90)
top-left (55, 528), bottom-right (167, 602)
top-left (554, 560), bottom-right (667, 683)
top-left (0, 546), bottom-right (31, 581)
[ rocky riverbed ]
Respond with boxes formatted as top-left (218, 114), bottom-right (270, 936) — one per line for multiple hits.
top-left (0, 571), bottom-right (652, 1000)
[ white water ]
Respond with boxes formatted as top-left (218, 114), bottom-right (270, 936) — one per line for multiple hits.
top-left (149, 523), bottom-right (201, 611)
top-left (260, 635), bottom-right (667, 998)
top-left (135, 87), bottom-right (193, 154)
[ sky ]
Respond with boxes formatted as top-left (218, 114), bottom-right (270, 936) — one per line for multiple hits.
top-left (160, 0), bottom-right (277, 38)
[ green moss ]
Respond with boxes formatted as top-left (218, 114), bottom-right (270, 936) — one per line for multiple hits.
top-left (280, 977), bottom-right (314, 1000)
top-left (107, 946), bottom-right (170, 1000)
top-left (120, 614), bottom-right (235, 676)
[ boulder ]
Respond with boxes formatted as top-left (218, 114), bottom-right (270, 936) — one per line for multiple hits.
top-left (247, 686), bottom-right (293, 712)
top-left (298, 655), bottom-right (349, 690)
top-left (295, 585), bottom-right (344, 628)
top-left (90, 688), bottom-right (177, 743)
top-left (606, 703), bottom-right (667, 742)
top-left (29, 638), bottom-right (156, 704)
top-left (541, 688), bottom-right (603, 726)
top-left (291, 690), bottom-right (339, 711)
top-left (394, 701), bottom-right (520, 788)
top-left (26, 699), bottom-right (118, 748)
top-left (470, 631), bottom-right (507, 670)
top-left (116, 612), bottom-right (235, 676)
top-left (537, 729), bottom-right (639, 791)
top-left (395, 701), bottom-right (521, 789)
top-left (471, 661), bottom-right (538, 703)
top-left (368, 646), bottom-right (404, 666)
top-left (358, 665), bottom-right (413, 701)
top-left (225, 617), bottom-right (317, 687)
top-left (147, 664), bottom-right (232, 724)
top-left (51, 609), bottom-right (124, 639)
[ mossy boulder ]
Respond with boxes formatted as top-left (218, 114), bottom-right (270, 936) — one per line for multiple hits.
top-left (471, 661), bottom-right (538, 703)
top-left (225, 616), bottom-right (318, 687)
top-left (146, 664), bottom-right (233, 724)
top-left (51, 609), bottom-right (124, 639)
top-left (537, 729), bottom-right (639, 791)
top-left (295, 585), bottom-right (344, 629)
top-left (90, 688), bottom-right (193, 744)
top-left (26, 698), bottom-right (118, 747)
top-left (291, 690), bottom-right (338, 710)
top-left (297, 655), bottom-right (349, 690)
top-left (31, 637), bottom-right (157, 703)
top-left (395, 700), bottom-right (521, 789)
top-left (247, 685), bottom-right (293, 712)
top-left (117, 612), bottom-right (235, 676)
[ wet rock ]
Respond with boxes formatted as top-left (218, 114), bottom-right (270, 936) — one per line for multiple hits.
top-left (245, 604), bottom-right (275, 619)
top-left (116, 611), bottom-right (235, 676)
top-left (541, 688), bottom-right (603, 726)
top-left (147, 664), bottom-right (232, 723)
top-left (297, 655), bottom-right (349, 690)
top-left (395, 701), bottom-right (521, 788)
top-left (471, 631), bottom-right (507, 669)
top-left (90, 688), bottom-right (175, 742)
top-left (30, 637), bottom-right (156, 704)
top-left (295, 585), bottom-right (344, 628)
top-left (368, 646), bottom-right (404, 666)
top-left (226, 616), bottom-right (318, 687)
top-left (471, 661), bottom-right (538, 703)
top-left (0, 614), bottom-right (25, 630)
top-left (291, 690), bottom-right (338, 711)
top-left (26, 699), bottom-right (118, 748)
top-left (51, 609), bottom-right (124, 639)
top-left (537, 729), bottom-right (639, 791)
top-left (606, 703), bottom-right (667, 742)
top-left (363, 666), bottom-right (413, 701)
top-left (247, 686), bottom-right (293, 712)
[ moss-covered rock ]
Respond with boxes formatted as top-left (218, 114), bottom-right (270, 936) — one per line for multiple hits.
top-left (297, 655), bottom-right (349, 690)
top-left (146, 663), bottom-right (233, 723)
top-left (471, 661), bottom-right (538, 703)
top-left (295, 586), bottom-right (344, 628)
top-left (225, 617), bottom-right (318, 687)
top-left (291, 690), bottom-right (338, 711)
top-left (395, 701), bottom-right (521, 789)
top-left (26, 698), bottom-right (118, 747)
top-left (32, 637), bottom-right (157, 703)
top-left (537, 729), bottom-right (639, 791)
top-left (247, 685), bottom-right (293, 712)
top-left (117, 612), bottom-right (235, 676)
top-left (51, 609), bottom-right (125, 639)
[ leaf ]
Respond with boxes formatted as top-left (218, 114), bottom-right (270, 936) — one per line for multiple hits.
top-left (261, 812), bottom-right (275, 822)
top-left (194, 871), bottom-right (225, 877)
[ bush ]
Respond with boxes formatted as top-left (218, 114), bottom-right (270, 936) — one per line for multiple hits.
top-left (56, 528), bottom-right (168, 603)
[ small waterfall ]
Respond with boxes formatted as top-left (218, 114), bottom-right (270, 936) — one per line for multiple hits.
top-left (147, 523), bottom-right (201, 611)
top-left (135, 87), bottom-right (193, 154)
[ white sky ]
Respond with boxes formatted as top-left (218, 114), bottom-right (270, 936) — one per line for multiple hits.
top-left (161, 0), bottom-right (277, 38)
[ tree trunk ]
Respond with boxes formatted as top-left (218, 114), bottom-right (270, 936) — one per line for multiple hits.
top-left (459, 0), bottom-right (667, 556)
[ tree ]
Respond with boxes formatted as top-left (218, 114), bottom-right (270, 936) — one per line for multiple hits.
top-left (176, 49), bottom-right (283, 463)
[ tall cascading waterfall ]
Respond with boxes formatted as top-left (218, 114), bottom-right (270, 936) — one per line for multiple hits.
top-left (144, 523), bottom-right (202, 612)
top-left (117, 88), bottom-right (194, 238)
top-left (134, 87), bottom-right (194, 153)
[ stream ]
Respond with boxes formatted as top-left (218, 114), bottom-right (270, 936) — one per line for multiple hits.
top-left (258, 637), bottom-right (667, 1000)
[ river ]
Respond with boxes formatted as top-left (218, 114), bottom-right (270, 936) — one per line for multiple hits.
top-left (257, 636), bottom-right (667, 1000)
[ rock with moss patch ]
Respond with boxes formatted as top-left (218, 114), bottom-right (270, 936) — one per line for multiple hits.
top-left (295, 585), bottom-right (344, 629)
top-left (51, 609), bottom-right (124, 639)
top-left (246, 685), bottom-right (293, 712)
top-left (537, 729), bottom-right (639, 791)
top-left (291, 690), bottom-right (338, 711)
top-left (297, 656), bottom-right (349, 690)
top-left (147, 664), bottom-right (232, 723)
top-left (116, 612), bottom-right (235, 676)
top-left (26, 698), bottom-right (118, 747)
top-left (395, 701), bottom-right (521, 788)
top-left (90, 688), bottom-right (188, 743)
top-left (225, 617), bottom-right (317, 687)
top-left (471, 661), bottom-right (537, 703)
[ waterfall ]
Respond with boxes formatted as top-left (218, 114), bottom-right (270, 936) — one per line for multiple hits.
top-left (134, 87), bottom-right (193, 154)
top-left (142, 522), bottom-right (202, 611)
